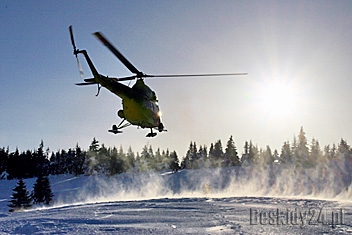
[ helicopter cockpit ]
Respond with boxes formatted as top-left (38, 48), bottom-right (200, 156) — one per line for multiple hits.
top-left (132, 79), bottom-right (158, 102)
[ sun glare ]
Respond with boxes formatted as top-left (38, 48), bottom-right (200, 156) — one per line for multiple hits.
top-left (258, 82), bottom-right (297, 117)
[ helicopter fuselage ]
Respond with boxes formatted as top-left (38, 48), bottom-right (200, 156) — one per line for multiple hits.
top-left (122, 96), bottom-right (161, 128)
top-left (101, 77), bottom-right (161, 129)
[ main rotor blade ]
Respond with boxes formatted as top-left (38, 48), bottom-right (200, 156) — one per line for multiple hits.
top-left (115, 75), bottom-right (137, 81)
top-left (112, 73), bottom-right (247, 81)
top-left (145, 73), bottom-right (248, 78)
top-left (93, 32), bottom-right (141, 75)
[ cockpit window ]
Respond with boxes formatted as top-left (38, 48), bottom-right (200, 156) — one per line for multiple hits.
top-left (132, 79), bottom-right (158, 101)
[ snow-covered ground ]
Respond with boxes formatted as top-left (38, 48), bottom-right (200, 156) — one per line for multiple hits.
top-left (1, 169), bottom-right (352, 234)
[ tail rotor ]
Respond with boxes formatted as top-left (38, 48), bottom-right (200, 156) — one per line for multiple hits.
top-left (76, 56), bottom-right (84, 77)
top-left (69, 25), bottom-right (84, 77)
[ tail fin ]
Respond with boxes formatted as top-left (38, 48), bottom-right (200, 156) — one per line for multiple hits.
top-left (75, 78), bottom-right (98, 86)
top-left (69, 26), bottom-right (100, 84)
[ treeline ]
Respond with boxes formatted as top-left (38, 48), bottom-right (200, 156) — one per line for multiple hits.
top-left (0, 138), bottom-right (180, 180)
top-left (182, 127), bottom-right (352, 171)
top-left (181, 127), bottom-right (352, 169)
top-left (1, 127), bottom-right (352, 181)
top-left (180, 127), bottom-right (352, 195)
top-left (181, 135), bottom-right (240, 169)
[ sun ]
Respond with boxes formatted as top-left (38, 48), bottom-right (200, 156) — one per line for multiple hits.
top-left (258, 82), bottom-right (297, 117)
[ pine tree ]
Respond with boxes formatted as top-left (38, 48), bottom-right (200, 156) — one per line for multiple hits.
top-left (6, 148), bottom-right (20, 180)
top-left (182, 142), bottom-right (196, 169)
top-left (263, 145), bottom-right (274, 165)
top-left (73, 144), bottom-right (86, 176)
top-left (8, 179), bottom-right (32, 212)
top-left (225, 136), bottom-right (240, 166)
top-left (107, 147), bottom-right (124, 175)
top-left (169, 151), bottom-right (180, 173)
top-left (210, 140), bottom-right (223, 167)
top-left (337, 139), bottom-right (351, 159)
top-left (247, 141), bottom-right (256, 165)
top-left (124, 146), bottom-right (136, 171)
top-left (296, 126), bottom-right (309, 168)
top-left (32, 174), bottom-right (54, 205)
top-left (188, 142), bottom-right (199, 169)
top-left (138, 145), bottom-right (152, 172)
top-left (42, 176), bottom-right (54, 205)
top-left (34, 140), bottom-right (50, 176)
top-left (86, 138), bottom-right (100, 174)
top-left (309, 138), bottom-right (322, 167)
top-left (154, 148), bottom-right (163, 171)
top-left (89, 138), bottom-right (100, 152)
top-left (280, 141), bottom-right (292, 165)
top-left (196, 145), bottom-right (207, 168)
top-left (244, 141), bottom-right (249, 155)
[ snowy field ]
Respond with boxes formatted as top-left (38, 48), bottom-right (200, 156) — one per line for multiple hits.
top-left (1, 169), bottom-right (352, 234)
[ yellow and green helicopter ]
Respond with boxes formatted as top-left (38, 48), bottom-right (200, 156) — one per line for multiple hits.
top-left (69, 26), bottom-right (246, 137)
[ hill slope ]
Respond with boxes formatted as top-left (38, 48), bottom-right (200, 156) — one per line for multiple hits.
top-left (0, 169), bottom-right (352, 234)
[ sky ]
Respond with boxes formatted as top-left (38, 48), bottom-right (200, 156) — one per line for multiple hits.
top-left (1, 1), bottom-right (352, 157)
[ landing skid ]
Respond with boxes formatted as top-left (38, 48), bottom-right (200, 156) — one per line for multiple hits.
top-left (108, 125), bottom-right (123, 134)
top-left (109, 120), bottom-right (166, 137)
top-left (146, 123), bottom-right (166, 137)
top-left (146, 129), bottom-right (157, 138)
top-left (108, 119), bottom-right (131, 134)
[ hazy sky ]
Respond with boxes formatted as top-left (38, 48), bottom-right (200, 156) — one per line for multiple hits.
top-left (1, 1), bottom-right (352, 157)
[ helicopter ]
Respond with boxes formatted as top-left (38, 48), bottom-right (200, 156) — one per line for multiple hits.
top-left (69, 26), bottom-right (247, 137)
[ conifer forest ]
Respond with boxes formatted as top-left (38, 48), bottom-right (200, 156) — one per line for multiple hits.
top-left (2, 127), bottom-right (352, 212)
top-left (0, 127), bottom-right (351, 183)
